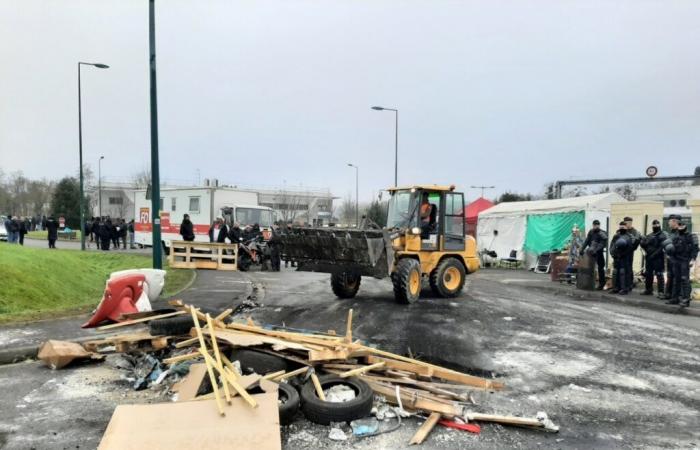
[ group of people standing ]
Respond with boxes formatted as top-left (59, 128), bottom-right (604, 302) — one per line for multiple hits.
top-left (3, 215), bottom-right (30, 245)
top-left (177, 214), bottom-right (288, 271)
top-left (86, 217), bottom-right (135, 251)
top-left (579, 215), bottom-right (698, 307)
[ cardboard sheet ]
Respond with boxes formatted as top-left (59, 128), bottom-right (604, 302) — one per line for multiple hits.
top-left (98, 391), bottom-right (281, 450)
top-left (37, 340), bottom-right (94, 370)
top-left (171, 363), bottom-right (207, 401)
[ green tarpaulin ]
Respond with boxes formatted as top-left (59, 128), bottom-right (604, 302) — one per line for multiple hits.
top-left (523, 211), bottom-right (585, 254)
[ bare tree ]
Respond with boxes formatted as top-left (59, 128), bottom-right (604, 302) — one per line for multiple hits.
top-left (132, 169), bottom-right (152, 189)
top-left (339, 194), bottom-right (357, 226)
top-left (274, 190), bottom-right (305, 223)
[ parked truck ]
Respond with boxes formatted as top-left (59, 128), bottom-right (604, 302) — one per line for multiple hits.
top-left (134, 187), bottom-right (274, 250)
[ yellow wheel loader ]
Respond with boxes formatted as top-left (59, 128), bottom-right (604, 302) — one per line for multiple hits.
top-left (280, 185), bottom-right (479, 304)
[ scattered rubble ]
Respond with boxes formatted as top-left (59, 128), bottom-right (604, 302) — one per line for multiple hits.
top-left (37, 300), bottom-right (559, 447)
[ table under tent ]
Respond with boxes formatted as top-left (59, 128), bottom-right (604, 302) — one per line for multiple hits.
top-left (476, 193), bottom-right (625, 270)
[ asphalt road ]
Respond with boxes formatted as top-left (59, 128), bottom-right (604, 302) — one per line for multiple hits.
top-left (1, 268), bottom-right (699, 449)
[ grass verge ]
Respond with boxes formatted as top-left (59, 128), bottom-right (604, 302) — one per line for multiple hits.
top-left (0, 243), bottom-right (194, 323)
top-left (26, 230), bottom-right (83, 240)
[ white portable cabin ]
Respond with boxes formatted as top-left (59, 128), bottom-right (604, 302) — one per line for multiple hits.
top-left (476, 193), bottom-right (625, 267)
top-left (134, 187), bottom-right (267, 248)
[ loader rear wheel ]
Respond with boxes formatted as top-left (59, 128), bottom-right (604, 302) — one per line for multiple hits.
top-left (331, 272), bottom-right (361, 299)
top-left (430, 257), bottom-right (466, 298)
top-left (392, 258), bottom-right (422, 304)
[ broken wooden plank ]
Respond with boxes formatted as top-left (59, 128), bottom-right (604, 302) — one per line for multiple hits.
top-left (96, 310), bottom-right (187, 331)
top-left (338, 362), bottom-right (386, 378)
top-left (366, 355), bottom-right (434, 378)
top-left (190, 308), bottom-right (225, 416)
top-left (207, 314), bottom-right (232, 405)
top-left (310, 373), bottom-right (326, 401)
top-left (409, 412), bottom-right (441, 445)
top-left (364, 380), bottom-right (463, 417)
top-left (272, 366), bottom-right (310, 381)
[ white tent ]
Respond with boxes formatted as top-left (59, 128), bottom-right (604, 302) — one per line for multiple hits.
top-left (477, 193), bottom-right (625, 266)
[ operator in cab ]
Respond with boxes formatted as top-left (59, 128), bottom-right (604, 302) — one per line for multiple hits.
top-left (419, 192), bottom-right (435, 239)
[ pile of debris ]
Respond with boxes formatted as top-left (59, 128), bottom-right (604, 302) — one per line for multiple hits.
top-left (39, 302), bottom-right (558, 449)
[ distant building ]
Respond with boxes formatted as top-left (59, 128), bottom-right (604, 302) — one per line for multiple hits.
top-left (634, 185), bottom-right (700, 220)
top-left (86, 179), bottom-right (336, 225)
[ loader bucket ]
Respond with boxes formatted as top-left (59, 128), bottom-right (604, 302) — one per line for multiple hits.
top-left (279, 227), bottom-right (394, 279)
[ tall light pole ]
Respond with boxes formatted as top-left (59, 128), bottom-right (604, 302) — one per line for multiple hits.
top-left (471, 185), bottom-right (495, 198)
top-left (371, 106), bottom-right (398, 186)
top-left (98, 156), bottom-right (105, 217)
top-left (78, 61), bottom-right (109, 251)
top-left (149, 0), bottom-right (163, 269)
top-left (347, 163), bottom-right (359, 227)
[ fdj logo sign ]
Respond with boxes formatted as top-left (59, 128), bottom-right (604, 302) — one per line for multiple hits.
top-left (140, 208), bottom-right (150, 223)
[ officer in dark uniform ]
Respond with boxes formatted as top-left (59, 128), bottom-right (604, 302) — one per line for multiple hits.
top-left (623, 216), bottom-right (642, 290)
top-left (667, 222), bottom-right (698, 307)
top-left (268, 224), bottom-right (282, 272)
top-left (662, 214), bottom-right (681, 300)
top-left (640, 219), bottom-right (667, 297)
top-left (579, 219), bottom-right (608, 290)
top-left (610, 221), bottom-right (632, 294)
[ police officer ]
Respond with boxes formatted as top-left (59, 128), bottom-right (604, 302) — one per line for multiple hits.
top-left (667, 221), bottom-right (698, 307)
top-left (579, 219), bottom-right (608, 290)
top-left (268, 223), bottom-right (282, 272)
top-left (623, 216), bottom-right (641, 290)
top-left (610, 221), bottom-right (632, 294)
top-left (640, 219), bottom-right (667, 297)
top-left (662, 214), bottom-right (681, 300)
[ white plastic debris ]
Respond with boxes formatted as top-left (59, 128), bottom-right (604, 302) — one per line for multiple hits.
top-left (568, 383), bottom-right (592, 393)
top-left (324, 384), bottom-right (356, 403)
top-left (328, 428), bottom-right (348, 441)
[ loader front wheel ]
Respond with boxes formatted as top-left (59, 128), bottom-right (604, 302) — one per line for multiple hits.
top-left (392, 258), bottom-right (422, 304)
top-left (331, 272), bottom-right (361, 299)
top-left (430, 257), bottom-right (466, 298)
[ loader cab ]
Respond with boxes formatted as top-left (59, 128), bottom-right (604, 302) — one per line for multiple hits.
top-left (386, 185), bottom-right (466, 252)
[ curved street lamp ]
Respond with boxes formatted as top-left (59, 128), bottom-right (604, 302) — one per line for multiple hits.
top-left (78, 62), bottom-right (109, 250)
top-left (370, 106), bottom-right (398, 186)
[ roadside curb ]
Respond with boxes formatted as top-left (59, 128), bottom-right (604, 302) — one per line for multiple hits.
top-left (516, 282), bottom-right (700, 317)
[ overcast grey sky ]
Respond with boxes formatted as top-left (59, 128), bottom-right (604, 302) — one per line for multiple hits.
top-left (1, 0), bottom-right (698, 202)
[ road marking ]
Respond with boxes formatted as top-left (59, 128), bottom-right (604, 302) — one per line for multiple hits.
top-left (217, 280), bottom-right (251, 284)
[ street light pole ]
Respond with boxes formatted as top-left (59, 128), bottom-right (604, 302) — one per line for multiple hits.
top-left (348, 163), bottom-right (359, 227)
top-left (470, 185), bottom-right (496, 198)
top-left (371, 106), bottom-right (398, 186)
top-left (149, 0), bottom-right (163, 269)
top-left (98, 156), bottom-right (104, 217)
top-left (78, 61), bottom-right (109, 251)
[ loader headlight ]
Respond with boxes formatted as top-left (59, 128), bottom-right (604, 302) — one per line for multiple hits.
top-left (411, 227), bottom-right (421, 235)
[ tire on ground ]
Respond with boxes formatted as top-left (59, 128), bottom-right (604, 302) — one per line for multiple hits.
top-left (148, 315), bottom-right (196, 336)
top-left (300, 375), bottom-right (374, 425)
top-left (429, 257), bottom-right (466, 298)
top-left (278, 382), bottom-right (301, 425)
top-left (330, 272), bottom-right (361, 299)
top-left (228, 348), bottom-right (288, 375)
top-left (392, 258), bottom-right (422, 304)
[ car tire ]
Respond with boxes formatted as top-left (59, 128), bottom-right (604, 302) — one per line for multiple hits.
top-left (300, 375), bottom-right (374, 425)
top-left (278, 382), bottom-right (301, 425)
top-left (392, 258), bottom-right (422, 304)
top-left (330, 272), bottom-right (361, 299)
top-left (148, 315), bottom-right (196, 336)
top-left (429, 257), bottom-right (466, 298)
top-left (228, 349), bottom-right (288, 375)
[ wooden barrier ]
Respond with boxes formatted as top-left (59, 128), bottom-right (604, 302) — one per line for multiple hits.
top-left (168, 241), bottom-right (238, 271)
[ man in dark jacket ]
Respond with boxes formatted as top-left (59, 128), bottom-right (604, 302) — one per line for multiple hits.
top-left (118, 219), bottom-right (128, 249)
top-left (179, 214), bottom-right (195, 241)
top-left (98, 219), bottom-right (112, 251)
top-left (663, 214), bottom-right (681, 300)
top-left (46, 215), bottom-right (59, 248)
top-left (268, 224), bottom-right (282, 271)
top-left (128, 220), bottom-right (136, 249)
top-left (18, 217), bottom-right (28, 245)
top-left (228, 222), bottom-right (242, 243)
top-left (667, 222), bottom-right (698, 307)
top-left (579, 220), bottom-right (608, 290)
top-left (610, 221), bottom-right (632, 295)
top-left (640, 219), bottom-right (667, 297)
top-left (208, 218), bottom-right (228, 243)
top-left (623, 216), bottom-right (642, 290)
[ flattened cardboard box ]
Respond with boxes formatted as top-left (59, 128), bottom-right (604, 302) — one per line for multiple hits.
top-left (98, 392), bottom-right (281, 450)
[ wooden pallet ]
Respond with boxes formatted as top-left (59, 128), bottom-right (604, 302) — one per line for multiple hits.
top-left (83, 332), bottom-right (171, 353)
top-left (168, 240), bottom-right (238, 271)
